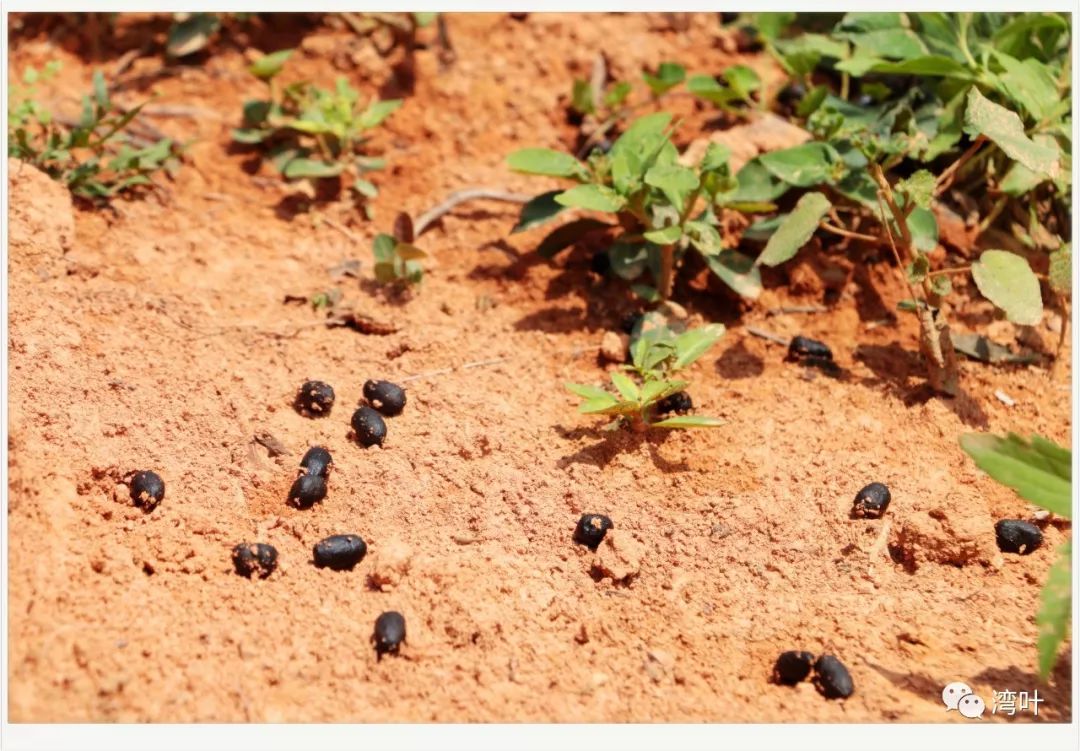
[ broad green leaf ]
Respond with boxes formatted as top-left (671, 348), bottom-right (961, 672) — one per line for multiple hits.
top-left (611, 112), bottom-right (673, 158)
top-left (704, 250), bottom-right (762, 299)
top-left (727, 158), bottom-right (790, 203)
top-left (758, 143), bottom-right (838, 187)
top-left (642, 62), bottom-right (686, 96)
top-left (907, 207), bottom-right (939, 253)
top-left (242, 99), bottom-right (271, 126)
top-left (843, 28), bottom-right (927, 60)
top-left (604, 81), bottom-right (632, 107)
top-left (92, 70), bottom-right (109, 109)
top-left (640, 378), bottom-right (687, 405)
top-left (970, 250), bottom-right (1043, 326)
top-left (554, 184), bottom-right (625, 213)
top-left (507, 148), bottom-right (587, 179)
top-left (358, 99), bottom-right (402, 129)
top-left (231, 128), bottom-right (268, 144)
top-left (991, 51), bottom-right (1058, 122)
top-left (837, 12), bottom-right (904, 31)
top-left (686, 74), bottom-right (736, 106)
top-left (511, 191), bottom-right (568, 234)
top-left (992, 13), bottom-right (1069, 59)
top-left (643, 225), bottom-right (682, 245)
top-left (751, 12), bottom-right (794, 41)
top-left (964, 88), bottom-right (1059, 178)
top-left (535, 218), bottom-right (612, 259)
top-left (1049, 244), bottom-right (1071, 296)
top-left (609, 372), bottom-right (641, 401)
top-left (896, 169), bottom-right (935, 209)
top-left (570, 78), bottom-right (595, 115)
top-left (579, 396), bottom-right (623, 414)
top-left (282, 158), bottom-right (344, 179)
top-left (959, 433), bottom-right (1071, 517)
top-left (684, 220), bottom-right (722, 256)
top-left (372, 234), bottom-right (397, 263)
top-left (565, 383), bottom-right (612, 401)
top-left (700, 143), bottom-right (732, 174)
top-left (651, 415), bottom-right (725, 429)
top-left (353, 178), bottom-right (378, 198)
top-left (673, 324), bottom-right (725, 370)
top-left (836, 54), bottom-right (973, 78)
top-left (644, 163), bottom-right (699, 212)
top-left (772, 34), bottom-right (847, 77)
top-left (723, 65), bottom-right (761, 103)
top-left (250, 49), bottom-right (293, 80)
top-left (755, 192), bottom-right (830, 267)
top-left (1037, 543), bottom-right (1071, 680)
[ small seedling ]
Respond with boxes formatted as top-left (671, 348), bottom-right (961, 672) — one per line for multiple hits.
top-left (574, 514), bottom-right (613, 550)
top-left (129, 470), bottom-right (165, 511)
top-left (772, 650), bottom-right (815, 685)
top-left (313, 534), bottom-right (368, 570)
top-left (812, 654), bottom-right (854, 699)
top-left (565, 320), bottom-right (725, 431)
top-left (232, 49), bottom-right (401, 211)
top-left (299, 446), bottom-right (333, 478)
top-left (373, 610), bottom-right (406, 656)
top-left (232, 542), bottom-right (278, 579)
top-left (295, 380), bottom-right (335, 417)
top-left (9, 65), bottom-right (183, 201)
top-left (372, 233), bottom-right (427, 287)
top-left (994, 519), bottom-right (1043, 555)
top-left (851, 482), bottom-right (891, 519)
top-left (351, 405), bottom-right (388, 447)
top-left (363, 379), bottom-right (407, 416)
top-left (288, 474), bottom-right (327, 509)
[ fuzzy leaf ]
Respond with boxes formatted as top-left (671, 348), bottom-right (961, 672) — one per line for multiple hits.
top-left (554, 184), bottom-right (626, 213)
top-left (684, 220), bottom-right (722, 256)
top-left (1049, 244), bottom-right (1071, 296)
top-left (755, 191), bottom-right (830, 267)
top-left (964, 88), bottom-right (1059, 178)
top-left (644, 163), bottom-right (699, 212)
top-left (971, 250), bottom-right (1043, 326)
top-left (896, 169), bottom-right (935, 209)
top-left (758, 143), bottom-right (837, 187)
top-left (723, 65), bottom-right (761, 102)
top-left (959, 432), bottom-right (1071, 518)
top-left (507, 148), bottom-right (587, 179)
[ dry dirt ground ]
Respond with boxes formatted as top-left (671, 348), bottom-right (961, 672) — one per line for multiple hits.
top-left (6, 13), bottom-right (1073, 722)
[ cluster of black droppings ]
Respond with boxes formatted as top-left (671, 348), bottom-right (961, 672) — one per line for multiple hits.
top-left (373, 611), bottom-right (406, 657)
top-left (772, 650), bottom-right (815, 685)
top-left (232, 542), bottom-right (278, 579)
top-left (313, 534), bottom-right (368, 570)
top-left (288, 473), bottom-right (327, 509)
top-left (295, 380), bottom-right (335, 417)
top-left (851, 482), bottom-right (892, 519)
top-left (352, 405), bottom-right (388, 447)
top-left (656, 391), bottom-right (693, 416)
top-left (299, 446), bottom-right (333, 478)
top-left (574, 514), bottom-right (613, 551)
top-left (130, 470), bottom-right (165, 512)
top-left (995, 520), bottom-right (1043, 555)
top-left (813, 655), bottom-right (854, 699)
top-left (363, 380), bottom-right (407, 417)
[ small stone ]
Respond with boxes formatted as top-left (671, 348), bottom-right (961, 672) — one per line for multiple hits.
top-left (593, 530), bottom-right (644, 582)
top-left (367, 538), bottom-right (413, 589)
top-left (599, 331), bottom-right (629, 364)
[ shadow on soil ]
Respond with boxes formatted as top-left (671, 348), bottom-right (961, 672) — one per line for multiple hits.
top-left (971, 663), bottom-right (1073, 722)
top-left (554, 425), bottom-right (689, 472)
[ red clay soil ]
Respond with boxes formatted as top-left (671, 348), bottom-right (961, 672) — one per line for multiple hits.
top-left (6, 13), bottom-right (1073, 722)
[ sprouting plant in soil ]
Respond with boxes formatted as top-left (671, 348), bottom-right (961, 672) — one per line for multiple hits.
top-left (372, 211), bottom-right (428, 288)
top-left (566, 318), bottom-right (725, 431)
top-left (8, 64), bottom-right (183, 201)
top-left (232, 49), bottom-right (401, 214)
top-left (960, 432), bottom-right (1071, 680)
top-left (508, 112), bottom-right (773, 303)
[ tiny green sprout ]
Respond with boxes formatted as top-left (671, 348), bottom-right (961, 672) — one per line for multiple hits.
top-left (372, 233), bottom-right (427, 287)
top-left (232, 49), bottom-right (400, 209)
top-left (565, 320), bottom-right (725, 432)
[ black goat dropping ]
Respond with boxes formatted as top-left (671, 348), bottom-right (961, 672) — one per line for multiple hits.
top-left (851, 482), bottom-right (891, 519)
top-left (373, 611), bottom-right (406, 656)
top-left (813, 655), bottom-right (854, 699)
top-left (995, 519), bottom-right (1043, 555)
top-left (772, 650), bottom-right (815, 686)
top-left (299, 446), bottom-right (333, 478)
top-left (295, 380), bottom-right (335, 417)
top-left (130, 470), bottom-right (165, 511)
top-left (352, 405), bottom-right (388, 447)
top-left (363, 379), bottom-right (407, 416)
top-left (313, 534), bottom-right (368, 570)
top-left (574, 514), bottom-right (613, 550)
top-left (288, 473), bottom-right (327, 509)
top-left (232, 543), bottom-right (278, 579)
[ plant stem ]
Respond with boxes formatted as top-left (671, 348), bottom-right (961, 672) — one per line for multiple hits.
top-left (819, 221), bottom-right (880, 243)
top-left (976, 195), bottom-right (1008, 236)
top-left (934, 135), bottom-right (986, 197)
top-left (927, 266), bottom-right (972, 277)
top-left (413, 187), bottom-right (532, 236)
top-left (658, 245), bottom-right (675, 300)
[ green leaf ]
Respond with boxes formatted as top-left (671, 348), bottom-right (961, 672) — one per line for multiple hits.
top-left (1049, 244), bottom-right (1071, 296)
top-left (642, 62), bottom-right (686, 96)
top-left (511, 191), bottom-right (568, 234)
top-left (837, 12), bottom-right (904, 31)
top-left (835, 54), bottom-right (973, 78)
top-left (232, 128), bottom-right (269, 144)
top-left (643, 225), bottom-right (682, 245)
top-left (843, 28), bottom-right (928, 60)
top-left (640, 378), bottom-right (687, 405)
top-left (991, 51), bottom-right (1058, 122)
top-left (609, 372), bottom-right (641, 401)
top-left (358, 99), bottom-right (402, 129)
top-left (570, 78), bottom-right (595, 115)
top-left (250, 49), bottom-right (293, 80)
top-left (725, 159), bottom-right (790, 203)
top-left (758, 143), bottom-right (838, 187)
top-left (651, 415), bottom-right (725, 429)
top-left (686, 74), bottom-right (736, 106)
top-left (372, 234), bottom-right (397, 263)
top-left (412, 12), bottom-right (438, 27)
top-left (896, 169), bottom-right (935, 209)
top-left (167, 13), bottom-right (221, 58)
top-left (603, 81), bottom-right (632, 107)
top-left (907, 207), bottom-right (939, 254)
top-left (959, 433), bottom-right (1071, 517)
top-left (703, 250), bottom-right (762, 299)
top-left (684, 220), bottom-right (722, 256)
top-left (282, 158), bottom-right (345, 179)
top-left (1036, 543), bottom-right (1071, 680)
top-left (535, 218), bottom-right (612, 259)
top-left (92, 70), bottom-right (109, 109)
top-left (566, 383), bottom-right (610, 401)
top-left (751, 12), bottom-right (794, 41)
top-left (395, 243), bottom-right (427, 261)
top-left (755, 191), bottom-right (830, 267)
top-left (507, 148), bottom-right (587, 179)
top-left (723, 65), bottom-right (761, 102)
top-left (644, 163), bottom-right (699, 212)
top-left (672, 324), bottom-right (725, 370)
top-left (242, 99), bottom-right (272, 126)
top-left (554, 184), bottom-right (626, 213)
top-left (352, 178), bottom-right (378, 198)
top-left (907, 254), bottom-right (930, 285)
top-left (964, 88), bottom-right (1059, 179)
top-left (970, 250), bottom-right (1043, 326)
top-left (700, 143), bottom-right (732, 174)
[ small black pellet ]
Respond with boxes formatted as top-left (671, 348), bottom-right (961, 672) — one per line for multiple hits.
top-left (995, 520), bottom-right (1043, 555)
top-left (813, 655), bottom-right (854, 699)
top-left (313, 534), bottom-right (368, 570)
top-left (352, 405), bottom-right (388, 447)
top-left (130, 470), bottom-right (165, 511)
top-left (296, 380), bottom-right (335, 417)
top-left (773, 650), bottom-right (815, 685)
top-left (656, 391), bottom-right (693, 415)
top-left (232, 542), bottom-right (278, 579)
top-left (787, 335), bottom-right (833, 362)
top-left (288, 473), bottom-right (327, 509)
top-left (363, 380), bottom-right (407, 417)
top-left (299, 446), bottom-right (333, 478)
top-left (373, 611), bottom-right (406, 656)
top-left (574, 514), bottom-right (613, 550)
top-left (851, 482), bottom-right (892, 519)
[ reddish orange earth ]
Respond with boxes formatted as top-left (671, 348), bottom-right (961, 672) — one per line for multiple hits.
top-left (6, 13), bottom-right (1072, 722)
